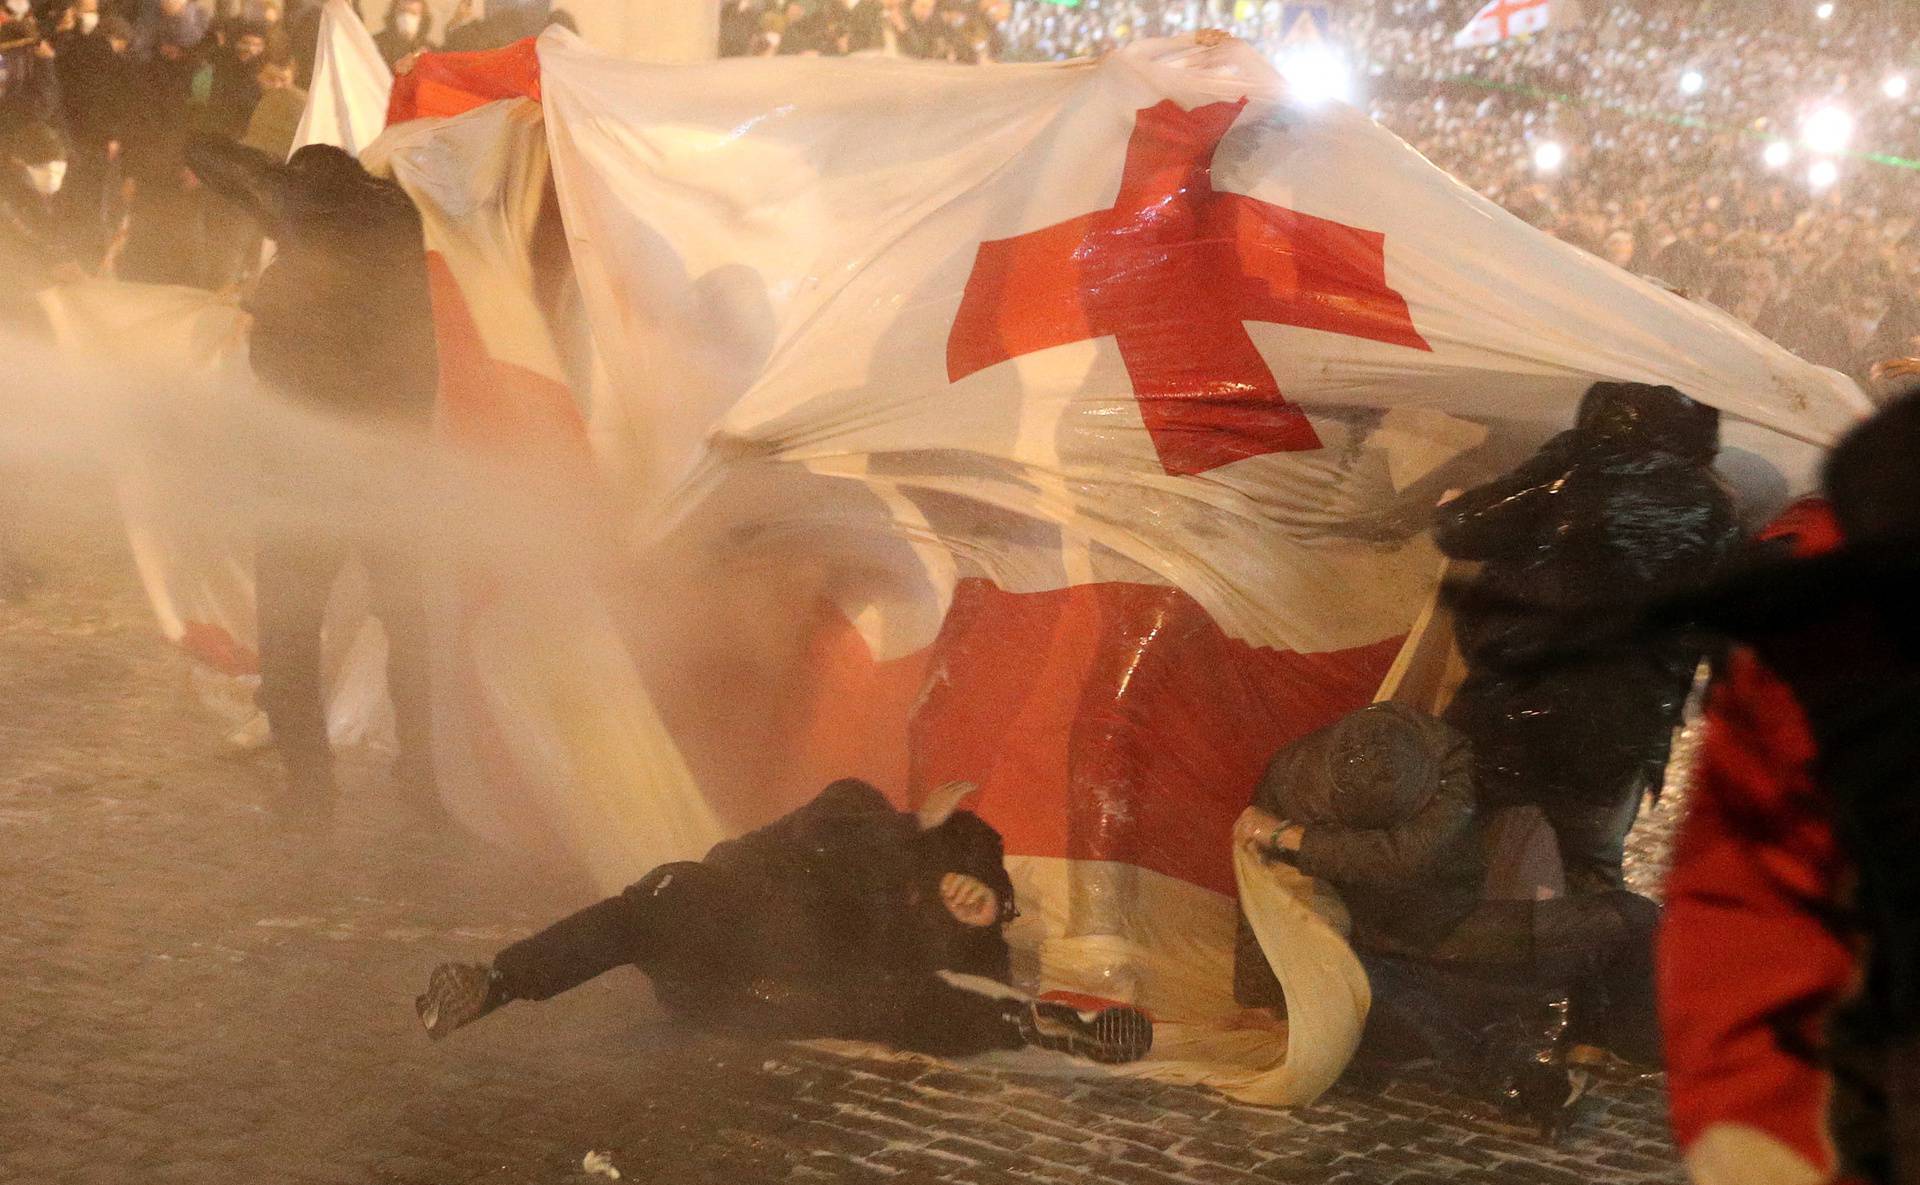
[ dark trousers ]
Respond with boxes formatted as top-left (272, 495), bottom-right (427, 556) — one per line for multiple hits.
top-left (254, 532), bottom-right (432, 788)
top-left (57, 142), bottom-right (120, 267)
top-left (492, 862), bottom-right (1028, 1057)
top-left (1360, 890), bottom-right (1661, 1068)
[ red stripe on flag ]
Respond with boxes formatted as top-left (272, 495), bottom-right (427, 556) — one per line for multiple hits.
top-left (386, 37), bottom-right (543, 126)
top-left (732, 579), bottom-right (1403, 898)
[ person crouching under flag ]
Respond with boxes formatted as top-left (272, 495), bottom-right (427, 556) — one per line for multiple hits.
top-left (415, 778), bottom-right (1155, 1063)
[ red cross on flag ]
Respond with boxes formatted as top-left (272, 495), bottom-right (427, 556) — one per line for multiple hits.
top-left (1452, 0), bottom-right (1575, 48)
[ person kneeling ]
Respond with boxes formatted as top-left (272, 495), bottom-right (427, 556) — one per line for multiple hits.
top-left (1235, 704), bottom-right (1658, 1126)
top-left (416, 778), bottom-right (1152, 1064)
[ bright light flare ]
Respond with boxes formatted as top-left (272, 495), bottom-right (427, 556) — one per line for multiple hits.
top-left (1808, 159), bottom-right (1840, 190)
top-left (1277, 44), bottom-right (1356, 106)
top-left (1763, 140), bottom-right (1794, 169)
top-left (1680, 70), bottom-right (1704, 95)
top-left (1885, 74), bottom-right (1910, 100)
top-left (1800, 104), bottom-right (1856, 154)
top-left (1815, 2), bottom-right (1834, 19)
top-left (1532, 140), bottom-right (1566, 173)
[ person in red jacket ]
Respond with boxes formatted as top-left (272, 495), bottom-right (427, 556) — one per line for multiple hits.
top-left (1660, 387), bottom-right (1920, 1185)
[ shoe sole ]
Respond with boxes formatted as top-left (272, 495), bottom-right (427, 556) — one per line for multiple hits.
top-left (417, 965), bottom-right (490, 1040)
top-left (1028, 1005), bottom-right (1154, 1064)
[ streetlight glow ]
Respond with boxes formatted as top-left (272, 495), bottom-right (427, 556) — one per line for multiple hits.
top-left (1808, 159), bottom-right (1840, 190)
top-left (1800, 104), bottom-right (1856, 154)
top-left (1680, 70), bottom-right (1704, 96)
top-left (1277, 45), bottom-right (1356, 106)
top-left (1763, 140), bottom-right (1794, 169)
top-left (1885, 74), bottom-right (1910, 100)
top-left (1533, 141), bottom-right (1566, 173)
top-left (1815, 2), bottom-right (1835, 19)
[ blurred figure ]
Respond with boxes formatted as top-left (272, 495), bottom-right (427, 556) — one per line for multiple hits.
top-left (718, 0), bottom-right (759, 57)
top-left (1438, 382), bottom-right (1739, 893)
top-left (371, 0), bottom-right (430, 67)
top-left (0, 7), bottom-right (63, 133)
top-left (50, 4), bottom-right (134, 265)
top-left (897, 0), bottom-right (944, 58)
top-left (183, 136), bottom-right (439, 807)
top-left (236, 49), bottom-right (299, 159)
top-left (116, 0), bottom-right (209, 284)
top-left (1661, 390), bottom-right (1920, 1185)
top-left (201, 19), bottom-right (267, 139)
top-left (1601, 228), bottom-right (1635, 271)
top-left (1, 116), bottom-right (73, 314)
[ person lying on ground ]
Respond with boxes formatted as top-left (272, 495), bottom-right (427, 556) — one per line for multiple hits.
top-left (416, 777), bottom-right (1155, 1064)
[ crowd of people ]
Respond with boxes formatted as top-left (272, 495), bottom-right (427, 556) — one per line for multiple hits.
top-left (0, 0), bottom-right (564, 309)
top-left (716, 0), bottom-right (1919, 384)
top-left (9, 0), bottom-right (1916, 380)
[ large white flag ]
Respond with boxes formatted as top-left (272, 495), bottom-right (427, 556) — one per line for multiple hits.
top-left (351, 30), bottom-right (1863, 1103)
top-left (56, 29), bottom-right (1864, 1106)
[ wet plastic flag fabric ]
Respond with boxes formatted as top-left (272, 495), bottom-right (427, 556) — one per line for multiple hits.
top-left (54, 31), bottom-right (1871, 1105)
top-left (405, 31), bottom-right (1860, 1101)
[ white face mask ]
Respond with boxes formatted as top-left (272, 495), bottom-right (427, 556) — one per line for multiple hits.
top-left (4, 0), bottom-right (31, 17)
top-left (78, 10), bottom-right (98, 30)
top-left (26, 159), bottom-right (66, 196)
top-left (394, 10), bottom-right (419, 37)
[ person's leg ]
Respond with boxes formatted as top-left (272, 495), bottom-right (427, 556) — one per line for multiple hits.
top-left (364, 547), bottom-right (434, 793)
top-left (1531, 890), bottom-right (1662, 1068)
top-left (255, 532), bottom-right (348, 796)
top-left (418, 863), bottom-right (737, 1038)
top-left (1543, 778), bottom-right (1644, 895)
top-left (795, 969), bottom-right (1151, 1063)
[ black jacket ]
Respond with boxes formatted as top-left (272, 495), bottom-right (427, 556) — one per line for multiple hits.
top-left (52, 28), bottom-right (134, 147)
top-left (371, 23), bottom-right (431, 66)
top-left (1438, 382), bottom-right (1739, 812)
top-left (183, 135), bottom-right (437, 424)
top-left (699, 778), bottom-right (1015, 991)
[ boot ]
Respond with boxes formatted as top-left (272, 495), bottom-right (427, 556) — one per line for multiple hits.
top-left (416, 963), bottom-right (511, 1039)
top-left (1012, 999), bottom-right (1154, 1064)
top-left (1481, 995), bottom-right (1585, 1141)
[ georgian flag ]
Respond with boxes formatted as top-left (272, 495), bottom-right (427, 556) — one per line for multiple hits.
top-left (53, 29), bottom-right (1863, 1108)
top-left (1452, 0), bottom-right (1579, 49)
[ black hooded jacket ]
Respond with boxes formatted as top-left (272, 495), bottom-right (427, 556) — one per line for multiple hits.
top-left (643, 779), bottom-right (1017, 1039)
top-left (699, 777), bottom-right (1015, 989)
top-left (1437, 382), bottom-right (1740, 811)
top-left (183, 135), bottom-right (437, 424)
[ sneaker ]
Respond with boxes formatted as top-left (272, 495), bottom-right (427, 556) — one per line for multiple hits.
top-left (1018, 1000), bottom-right (1153, 1064)
top-left (416, 963), bottom-right (505, 1039)
top-left (1566, 1043), bottom-right (1664, 1084)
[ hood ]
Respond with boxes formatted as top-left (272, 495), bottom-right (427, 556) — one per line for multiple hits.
top-left (1264, 702), bottom-right (1456, 830)
top-left (1575, 381), bottom-right (1721, 465)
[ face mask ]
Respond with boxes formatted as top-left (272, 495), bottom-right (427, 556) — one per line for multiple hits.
top-left (394, 10), bottom-right (419, 37)
top-left (4, 0), bottom-right (31, 17)
top-left (26, 160), bottom-right (66, 196)
top-left (78, 10), bottom-right (97, 30)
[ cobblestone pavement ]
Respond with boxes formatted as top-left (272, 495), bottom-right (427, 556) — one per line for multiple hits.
top-left (0, 473), bottom-right (1685, 1185)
